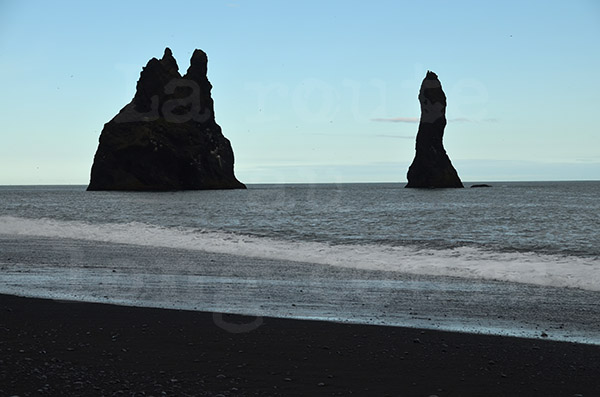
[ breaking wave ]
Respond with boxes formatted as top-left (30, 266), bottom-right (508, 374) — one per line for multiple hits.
top-left (1, 215), bottom-right (599, 291)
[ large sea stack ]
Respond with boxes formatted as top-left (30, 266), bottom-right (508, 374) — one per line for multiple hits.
top-left (88, 48), bottom-right (245, 191)
top-left (406, 71), bottom-right (463, 188)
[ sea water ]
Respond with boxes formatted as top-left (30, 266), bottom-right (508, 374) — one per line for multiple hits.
top-left (1, 182), bottom-right (599, 343)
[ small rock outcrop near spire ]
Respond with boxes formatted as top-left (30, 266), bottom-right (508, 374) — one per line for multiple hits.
top-left (406, 71), bottom-right (463, 188)
top-left (87, 48), bottom-right (246, 191)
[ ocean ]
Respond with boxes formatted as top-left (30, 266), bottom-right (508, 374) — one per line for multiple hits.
top-left (1, 182), bottom-right (599, 343)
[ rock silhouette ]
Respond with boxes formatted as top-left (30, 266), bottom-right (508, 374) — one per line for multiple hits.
top-left (88, 48), bottom-right (245, 191)
top-left (471, 184), bottom-right (492, 188)
top-left (406, 71), bottom-right (463, 188)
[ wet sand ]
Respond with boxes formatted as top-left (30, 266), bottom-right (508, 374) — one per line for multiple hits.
top-left (1, 293), bottom-right (599, 396)
top-left (3, 236), bottom-right (600, 346)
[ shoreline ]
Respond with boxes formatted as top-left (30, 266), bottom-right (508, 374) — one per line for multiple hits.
top-left (5, 290), bottom-right (600, 347)
top-left (2, 235), bottom-right (600, 347)
top-left (1, 293), bottom-right (599, 396)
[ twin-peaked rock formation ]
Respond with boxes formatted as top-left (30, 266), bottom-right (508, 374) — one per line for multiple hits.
top-left (88, 48), bottom-right (245, 191)
top-left (406, 71), bottom-right (463, 188)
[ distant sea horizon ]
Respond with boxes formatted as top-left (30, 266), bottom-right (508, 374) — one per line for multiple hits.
top-left (2, 178), bottom-right (600, 187)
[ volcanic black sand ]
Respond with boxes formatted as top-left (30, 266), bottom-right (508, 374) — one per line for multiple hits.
top-left (1, 293), bottom-right (598, 396)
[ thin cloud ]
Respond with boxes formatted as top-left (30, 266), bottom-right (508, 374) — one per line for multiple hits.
top-left (448, 117), bottom-right (502, 123)
top-left (373, 117), bottom-right (497, 123)
top-left (375, 134), bottom-right (414, 139)
top-left (371, 117), bottom-right (419, 123)
top-left (449, 117), bottom-right (500, 123)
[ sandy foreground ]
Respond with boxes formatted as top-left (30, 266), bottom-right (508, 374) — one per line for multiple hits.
top-left (1, 293), bottom-right (599, 396)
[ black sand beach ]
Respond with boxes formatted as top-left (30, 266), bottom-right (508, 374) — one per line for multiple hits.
top-left (1, 293), bottom-right (599, 396)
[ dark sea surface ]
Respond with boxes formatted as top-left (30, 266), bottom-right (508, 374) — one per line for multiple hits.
top-left (1, 182), bottom-right (599, 343)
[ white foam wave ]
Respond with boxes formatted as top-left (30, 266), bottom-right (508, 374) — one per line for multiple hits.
top-left (1, 215), bottom-right (599, 291)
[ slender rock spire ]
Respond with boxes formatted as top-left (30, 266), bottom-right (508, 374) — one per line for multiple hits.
top-left (406, 71), bottom-right (463, 188)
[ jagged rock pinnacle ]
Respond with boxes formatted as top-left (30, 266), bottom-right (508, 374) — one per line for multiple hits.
top-left (186, 49), bottom-right (209, 79)
top-left (160, 47), bottom-right (179, 75)
top-left (87, 48), bottom-right (245, 191)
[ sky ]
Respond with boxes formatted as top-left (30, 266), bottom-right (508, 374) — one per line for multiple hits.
top-left (1, 0), bottom-right (599, 184)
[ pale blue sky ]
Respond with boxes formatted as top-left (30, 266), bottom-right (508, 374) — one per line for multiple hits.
top-left (1, 0), bottom-right (599, 184)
